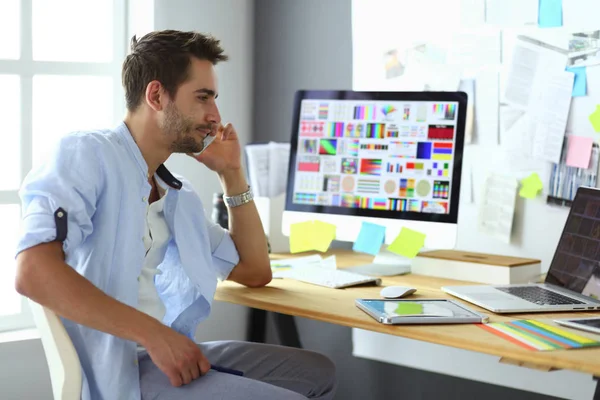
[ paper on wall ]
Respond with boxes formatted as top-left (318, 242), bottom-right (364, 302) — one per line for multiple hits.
top-left (268, 142), bottom-right (291, 198)
top-left (477, 174), bottom-right (518, 243)
top-left (245, 142), bottom-right (291, 198)
top-left (474, 68), bottom-right (500, 146)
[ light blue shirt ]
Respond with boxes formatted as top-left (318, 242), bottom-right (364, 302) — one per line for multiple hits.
top-left (16, 122), bottom-right (240, 400)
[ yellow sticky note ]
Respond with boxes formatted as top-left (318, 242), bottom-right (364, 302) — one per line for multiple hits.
top-left (289, 222), bottom-right (315, 253)
top-left (519, 173), bottom-right (543, 199)
top-left (289, 221), bottom-right (336, 253)
top-left (589, 106), bottom-right (600, 133)
top-left (311, 221), bottom-right (336, 252)
top-left (387, 227), bottom-right (426, 258)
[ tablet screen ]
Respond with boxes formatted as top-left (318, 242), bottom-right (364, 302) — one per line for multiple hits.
top-left (360, 299), bottom-right (477, 318)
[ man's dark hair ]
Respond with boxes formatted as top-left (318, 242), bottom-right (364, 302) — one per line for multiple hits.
top-left (122, 30), bottom-right (228, 111)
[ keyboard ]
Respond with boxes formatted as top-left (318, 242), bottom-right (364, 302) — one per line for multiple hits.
top-left (496, 286), bottom-right (585, 305)
top-left (275, 266), bottom-right (382, 289)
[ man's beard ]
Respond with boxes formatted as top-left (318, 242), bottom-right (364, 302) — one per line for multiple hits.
top-left (162, 103), bottom-right (211, 153)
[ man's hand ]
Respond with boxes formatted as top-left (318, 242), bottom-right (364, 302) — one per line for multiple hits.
top-left (142, 325), bottom-right (211, 387)
top-left (190, 123), bottom-right (242, 173)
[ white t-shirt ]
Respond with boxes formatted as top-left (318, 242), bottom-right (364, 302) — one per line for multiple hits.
top-left (137, 179), bottom-right (170, 350)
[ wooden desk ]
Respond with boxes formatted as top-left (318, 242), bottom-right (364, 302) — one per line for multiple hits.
top-left (216, 249), bottom-right (600, 380)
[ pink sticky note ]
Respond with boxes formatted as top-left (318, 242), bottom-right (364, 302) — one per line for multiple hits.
top-left (566, 136), bottom-right (594, 169)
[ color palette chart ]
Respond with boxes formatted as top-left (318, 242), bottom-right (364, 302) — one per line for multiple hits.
top-left (479, 320), bottom-right (600, 351)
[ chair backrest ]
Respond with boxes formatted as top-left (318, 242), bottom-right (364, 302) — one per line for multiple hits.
top-left (28, 299), bottom-right (82, 400)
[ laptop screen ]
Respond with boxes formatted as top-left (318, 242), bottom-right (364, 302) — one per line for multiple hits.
top-left (546, 187), bottom-right (600, 300)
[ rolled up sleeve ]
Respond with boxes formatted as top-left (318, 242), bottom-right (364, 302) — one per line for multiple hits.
top-left (16, 134), bottom-right (102, 257)
top-left (206, 221), bottom-right (240, 281)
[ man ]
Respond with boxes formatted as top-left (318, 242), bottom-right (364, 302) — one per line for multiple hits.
top-left (14, 30), bottom-right (336, 400)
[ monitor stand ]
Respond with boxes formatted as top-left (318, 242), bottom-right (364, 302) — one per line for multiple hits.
top-left (345, 248), bottom-right (413, 277)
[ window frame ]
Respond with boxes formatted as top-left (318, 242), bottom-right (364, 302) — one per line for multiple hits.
top-left (0, 0), bottom-right (129, 332)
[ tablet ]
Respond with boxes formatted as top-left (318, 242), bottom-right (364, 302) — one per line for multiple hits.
top-left (355, 298), bottom-right (489, 325)
top-left (554, 317), bottom-right (600, 335)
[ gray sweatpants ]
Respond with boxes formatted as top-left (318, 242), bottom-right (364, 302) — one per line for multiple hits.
top-left (139, 341), bottom-right (337, 399)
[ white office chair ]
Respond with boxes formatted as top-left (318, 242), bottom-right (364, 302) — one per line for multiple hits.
top-left (28, 299), bottom-right (82, 400)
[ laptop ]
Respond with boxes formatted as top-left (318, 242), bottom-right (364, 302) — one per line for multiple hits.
top-left (442, 187), bottom-right (600, 313)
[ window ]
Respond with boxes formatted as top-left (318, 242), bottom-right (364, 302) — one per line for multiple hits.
top-left (0, 0), bottom-right (129, 332)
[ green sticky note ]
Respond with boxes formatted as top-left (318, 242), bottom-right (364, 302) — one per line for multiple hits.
top-left (311, 221), bottom-right (336, 252)
top-left (519, 173), bottom-right (543, 199)
top-left (289, 222), bottom-right (315, 253)
top-left (590, 107), bottom-right (600, 133)
top-left (395, 302), bottom-right (423, 315)
top-left (387, 227), bottom-right (426, 258)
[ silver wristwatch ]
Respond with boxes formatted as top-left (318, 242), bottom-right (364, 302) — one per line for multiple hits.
top-left (223, 186), bottom-right (254, 208)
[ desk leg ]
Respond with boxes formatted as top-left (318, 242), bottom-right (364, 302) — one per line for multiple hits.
top-left (246, 308), bottom-right (267, 343)
top-left (594, 376), bottom-right (600, 400)
top-left (273, 313), bottom-right (303, 348)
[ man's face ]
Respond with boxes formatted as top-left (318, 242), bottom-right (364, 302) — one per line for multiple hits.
top-left (159, 58), bottom-right (221, 153)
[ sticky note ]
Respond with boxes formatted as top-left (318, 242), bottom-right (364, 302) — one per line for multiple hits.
top-left (311, 221), bottom-right (336, 252)
top-left (395, 302), bottom-right (423, 315)
top-left (566, 66), bottom-right (587, 97)
top-left (352, 222), bottom-right (386, 256)
top-left (519, 173), bottom-right (544, 199)
top-left (566, 135), bottom-right (594, 168)
top-left (289, 221), bottom-right (336, 253)
top-left (538, 0), bottom-right (563, 28)
top-left (387, 227), bottom-right (426, 259)
top-left (590, 106), bottom-right (600, 133)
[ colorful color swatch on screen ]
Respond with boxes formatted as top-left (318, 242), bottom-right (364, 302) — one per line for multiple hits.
top-left (432, 142), bottom-right (453, 160)
top-left (399, 179), bottom-right (416, 197)
top-left (403, 105), bottom-right (410, 120)
top-left (432, 103), bottom-right (456, 120)
top-left (319, 103), bottom-right (329, 119)
top-left (428, 125), bottom-right (454, 140)
top-left (386, 162), bottom-right (403, 173)
top-left (341, 158), bottom-right (358, 174)
top-left (345, 123), bottom-right (362, 138)
top-left (359, 197), bottom-right (388, 210)
top-left (294, 193), bottom-right (317, 204)
top-left (300, 121), bottom-right (325, 137)
top-left (433, 180), bottom-right (449, 199)
top-left (354, 105), bottom-right (375, 120)
top-left (380, 105), bottom-right (398, 119)
top-left (341, 194), bottom-right (359, 208)
top-left (360, 143), bottom-right (388, 151)
top-left (357, 179), bottom-right (380, 194)
top-left (421, 201), bottom-right (448, 213)
top-left (297, 156), bottom-right (320, 172)
top-left (365, 123), bottom-right (385, 139)
top-left (319, 139), bottom-right (338, 155)
top-left (326, 122), bottom-right (345, 137)
top-left (431, 162), bottom-right (450, 177)
top-left (359, 159), bottom-right (382, 175)
top-left (406, 162), bottom-right (424, 171)
top-left (479, 320), bottom-right (600, 351)
top-left (416, 142), bottom-right (432, 159)
top-left (301, 139), bottom-right (317, 154)
top-left (389, 198), bottom-right (421, 212)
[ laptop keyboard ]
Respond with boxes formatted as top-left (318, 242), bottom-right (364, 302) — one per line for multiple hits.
top-left (496, 286), bottom-right (585, 305)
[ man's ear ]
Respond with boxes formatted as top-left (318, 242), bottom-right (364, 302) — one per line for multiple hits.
top-left (145, 80), bottom-right (164, 112)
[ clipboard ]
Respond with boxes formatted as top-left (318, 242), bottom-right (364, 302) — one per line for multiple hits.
top-left (355, 299), bottom-right (489, 325)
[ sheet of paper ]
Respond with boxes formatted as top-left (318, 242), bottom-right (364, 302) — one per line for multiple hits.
top-left (519, 172), bottom-right (544, 199)
top-left (387, 227), bottom-right (426, 259)
top-left (538, 0), bottom-right (563, 28)
top-left (474, 68), bottom-right (500, 145)
top-left (503, 38), bottom-right (568, 111)
top-left (499, 105), bottom-right (525, 145)
top-left (566, 136), bottom-right (594, 168)
top-left (352, 222), bottom-right (386, 256)
top-left (319, 255), bottom-right (337, 270)
top-left (590, 106), bottom-right (600, 132)
top-left (485, 0), bottom-right (538, 26)
top-left (477, 174), bottom-right (518, 243)
top-left (458, 79), bottom-right (475, 144)
top-left (566, 66), bottom-right (587, 97)
top-left (245, 144), bottom-right (270, 197)
top-left (563, 0), bottom-right (600, 31)
top-left (531, 71), bottom-right (574, 163)
top-left (270, 255), bottom-right (322, 270)
top-left (268, 142), bottom-right (291, 197)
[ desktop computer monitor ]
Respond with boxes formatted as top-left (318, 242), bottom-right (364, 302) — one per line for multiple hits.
top-left (281, 90), bottom-right (467, 251)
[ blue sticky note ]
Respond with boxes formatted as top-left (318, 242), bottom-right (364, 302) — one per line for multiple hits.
top-left (538, 0), bottom-right (562, 28)
top-left (352, 222), bottom-right (386, 256)
top-left (567, 66), bottom-right (587, 97)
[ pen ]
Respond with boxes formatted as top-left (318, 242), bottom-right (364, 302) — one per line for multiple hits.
top-left (211, 364), bottom-right (244, 376)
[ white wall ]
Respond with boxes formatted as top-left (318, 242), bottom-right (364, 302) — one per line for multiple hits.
top-left (153, 0), bottom-right (254, 342)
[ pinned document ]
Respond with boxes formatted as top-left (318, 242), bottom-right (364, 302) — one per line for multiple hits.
top-left (519, 173), bottom-right (544, 199)
top-left (387, 228), bottom-right (426, 259)
top-left (289, 221), bottom-right (336, 253)
top-left (589, 106), bottom-right (600, 133)
top-left (566, 66), bottom-right (586, 97)
top-left (566, 136), bottom-right (594, 169)
top-left (538, 0), bottom-right (562, 28)
top-left (352, 222), bottom-right (386, 256)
